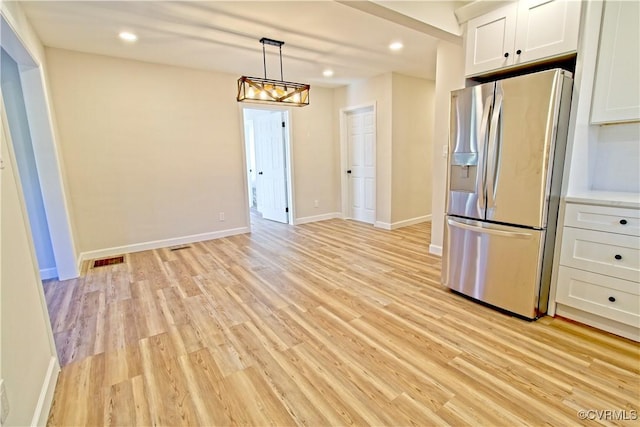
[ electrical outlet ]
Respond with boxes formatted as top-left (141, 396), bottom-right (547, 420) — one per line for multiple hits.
top-left (1, 379), bottom-right (9, 425)
top-left (314, 200), bottom-right (319, 208)
top-left (219, 212), bottom-right (225, 221)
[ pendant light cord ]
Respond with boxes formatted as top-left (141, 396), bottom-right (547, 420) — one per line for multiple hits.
top-left (259, 38), bottom-right (286, 81)
top-left (262, 42), bottom-right (267, 79)
top-left (279, 45), bottom-right (283, 81)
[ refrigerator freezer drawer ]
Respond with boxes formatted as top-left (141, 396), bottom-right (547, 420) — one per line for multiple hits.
top-left (444, 217), bottom-right (545, 319)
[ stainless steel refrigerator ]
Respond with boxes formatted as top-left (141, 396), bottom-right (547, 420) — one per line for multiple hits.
top-left (443, 68), bottom-right (573, 319)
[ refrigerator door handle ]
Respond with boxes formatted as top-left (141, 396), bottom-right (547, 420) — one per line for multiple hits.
top-left (476, 95), bottom-right (493, 214)
top-left (486, 93), bottom-right (503, 210)
top-left (447, 218), bottom-right (533, 239)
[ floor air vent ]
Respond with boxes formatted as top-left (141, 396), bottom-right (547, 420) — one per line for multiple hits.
top-left (169, 245), bottom-right (192, 252)
top-left (93, 256), bottom-right (125, 268)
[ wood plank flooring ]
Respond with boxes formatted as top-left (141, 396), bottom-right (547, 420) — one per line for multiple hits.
top-left (44, 218), bottom-right (639, 426)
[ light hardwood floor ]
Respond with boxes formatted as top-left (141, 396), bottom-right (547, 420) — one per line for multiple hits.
top-left (44, 218), bottom-right (639, 426)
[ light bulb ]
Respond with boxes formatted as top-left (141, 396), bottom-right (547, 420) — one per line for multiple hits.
top-left (119, 31), bottom-right (138, 42)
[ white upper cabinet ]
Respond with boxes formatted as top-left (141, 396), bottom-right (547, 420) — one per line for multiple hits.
top-left (465, 0), bottom-right (581, 77)
top-left (590, 0), bottom-right (640, 124)
top-left (464, 2), bottom-right (518, 77)
top-left (514, 0), bottom-right (581, 64)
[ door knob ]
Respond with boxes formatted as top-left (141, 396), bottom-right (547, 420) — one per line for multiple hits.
top-left (258, 171), bottom-right (263, 175)
top-left (516, 49), bottom-right (522, 55)
top-left (614, 254), bottom-right (622, 260)
top-left (346, 170), bottom-right (352, 174)
top-left (620, 219), bottom-right (628, 225)
top-left (608, 296), bottom-right (616, 302)
top-left (504, 52), bottom-right (509, 58)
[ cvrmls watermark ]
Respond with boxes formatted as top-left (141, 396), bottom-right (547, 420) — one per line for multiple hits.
top-left (577, 409), bottom-right (638, 421)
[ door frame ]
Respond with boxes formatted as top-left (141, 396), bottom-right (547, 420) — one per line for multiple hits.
top-left (339, 102), bottom-right (377, 222)
top-left (1, 14), bottom-right (78, 279)
top-left (239, 104), bottom-right (295, 228)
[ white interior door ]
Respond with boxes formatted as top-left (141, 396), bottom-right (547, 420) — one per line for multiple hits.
top-left (253, 111), bottom-right (288, 223)
top-left (348, 108), bottom-right (375, 224)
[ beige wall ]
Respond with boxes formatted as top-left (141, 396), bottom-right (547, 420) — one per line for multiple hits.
top-left (1, 119), bottom-right (57, 426)
top-left (45, 48), bottom-right (339, 255)
top-left (46, 48), bottom-right (250, 254)
top-left (334, 72), bottom-right (435, 227)
top-left (430, 41), bottom-right (465, 253)
top-left (391, 73), bottom-right (435, 223)
top-left (334, 73), bottom-right (393, 224)
top-left (1, 3), bottom-right (61, 425)
top-left (291, 86), bottom-right (339, 219)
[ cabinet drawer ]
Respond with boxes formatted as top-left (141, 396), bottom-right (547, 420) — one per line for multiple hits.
top-left (556, 267), bottom-right (640, 327)
top-left (565, 203), bottom-right (640, 236)
top-left (560, 228), bottom-right (640, 282)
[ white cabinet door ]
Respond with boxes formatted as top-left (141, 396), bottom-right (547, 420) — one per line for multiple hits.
top-left (465, 2), bottom-right (517, 76)
top-left (464, 0), bottom-right (581, 77)
top-left (591, 0), bottom-right (640, 124)
top-left (513, 0), bottom-right (581, 66)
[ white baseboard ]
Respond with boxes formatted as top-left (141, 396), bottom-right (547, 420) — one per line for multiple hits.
top-left (78, 226), bottom-right (250, 264)
top-left (375, 215), bottom-right (432, 231)
top-left (374, 221), bottom-right (392, 230)
top-left (39, 268), bottom-right (58, 280)
top-left (30, 356), bottom-right (60, 427)
top-left (429, 244), bottom-right (442, 256)
top-left (391, 214), bottom-right (432, 230)
top-left (555, 304), bottom-right (639, 342)
top-left (294, 212), bottom-right (342, 225)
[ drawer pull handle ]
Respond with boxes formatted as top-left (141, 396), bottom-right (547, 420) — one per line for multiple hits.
top-left (620, 219), bottom-right (628, 225)
top-left (608, 296), bottom-right (616, 302)
top-left (614, 254), bottom-right (622, 260)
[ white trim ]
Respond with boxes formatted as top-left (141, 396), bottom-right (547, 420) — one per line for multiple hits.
top-left (391, 214), bottom-right (432, 230)
top-left (429, 244), bottom-right (443, 256)
top-left (340, 102), bottom-right (377, 224)
top-left (1, 14), bottom-right (79, 280)
top-left (238, 105), bottom-right (252, 234)
top-left (294, 212), bottom-right (342, 225)
top-left (374, 215), bottom-right (432, 231)
top-left (78, 227), bottom-right (250, 264)
top-left (39, 267), bottom-right (57, 280)
top-left (374, 221), bottom-right (392, 230)
top-left (30, 356), bottom-right (60, 427)
top-left (454, 0), bottom-right (509, 24)
top-left (76, 256), bottom-right (84, 275)
top-left (555, 304), bottom-right (639, 342)
top-left (284, 110), bottom-right (295, 225)
top-left (239, 104), bottom-right (295, 228)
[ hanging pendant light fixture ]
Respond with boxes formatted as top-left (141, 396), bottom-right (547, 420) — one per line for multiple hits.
top-left (237, 37), bottom-right (310, 107)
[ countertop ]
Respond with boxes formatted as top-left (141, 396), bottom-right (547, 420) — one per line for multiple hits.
top-left (565, 190), bottom-right (640, 209)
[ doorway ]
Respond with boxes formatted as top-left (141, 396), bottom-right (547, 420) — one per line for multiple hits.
top-left (242, 107), bottom-right (293, 224)
top-left (1, 49), bottom-right (57, 279)
top-left (341, 104), bottom-right (376, 224)
top-left (0, 16), bottom-right (77, 280)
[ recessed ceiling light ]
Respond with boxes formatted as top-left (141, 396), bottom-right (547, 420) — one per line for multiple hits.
top-left (323, 69), bottom-right (334, 78)
top-left (119, 31), bottom-right (138, 42)
top-left (389, 41), bottom-right (403, 51)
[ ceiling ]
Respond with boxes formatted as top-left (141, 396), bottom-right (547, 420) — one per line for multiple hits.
top-left (19, 1), bottom-right (464, 88)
